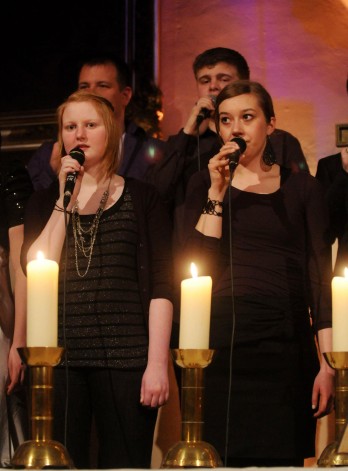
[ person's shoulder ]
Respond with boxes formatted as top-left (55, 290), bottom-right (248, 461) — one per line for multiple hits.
top-left (0, 157), bottom-right (33, 190)
top-left (125, 121), bottom-right (165, 149)
top-left (30, 140), bottom-right (55, 159)
top-left (272, 128), bottom-right (298, 140)
top-left (125, 121), bottom-right (146, 138)
top-left (284, 165), bottom-right (322, 190)
top-left (317, 152), bottom-right (341, 168)
top-left (126, 176), bottom-right (157, 193)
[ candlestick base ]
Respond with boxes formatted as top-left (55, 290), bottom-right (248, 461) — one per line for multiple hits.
top-left (161, 349), bottom-right (222, 468)
top-left (11, 440), bottom-right (74, 469)
top-left (10, 347), bottom-right (74, 469)
top-left (317, 352), bottom-right (348, 467)
top-left (161, 440), bottom-right (222, 468)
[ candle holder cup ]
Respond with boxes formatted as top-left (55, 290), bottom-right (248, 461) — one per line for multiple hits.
top-left (161, 349), bottom-right (222, 468)
top-left (318, 352), bottom-right (348, 467)
top-left (11, 347), bottom-right (74, 469)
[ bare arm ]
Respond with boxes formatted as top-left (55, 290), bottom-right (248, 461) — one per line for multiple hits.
top-left (311, 327), bottom-right (335, 418)
top-left (7, 225), bottom-right (27, 393)
top-left (195, 143), bottom-right (234, 237)
top-left (140, 298), bottom-right (173, 408)
top-left (26, 155), bottom-right (82, 263)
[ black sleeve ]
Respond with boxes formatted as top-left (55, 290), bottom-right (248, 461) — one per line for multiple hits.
top-left (270, 129), bottom-right (309, 173)
top-left (20, 183), bottom-right (58, 274)
top-left (145, 130), bottom-right (200, 214)
top-left (303, 176), bottom-right (332, 332)
top-left (316, 156), bottom-right (348, 242)
top-left (1, 159), bottom-right (33, 229)
top-left (175, 169), bottom-right (223, 284)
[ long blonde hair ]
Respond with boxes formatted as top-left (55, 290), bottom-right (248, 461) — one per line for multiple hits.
top-left (56, 91), bottom-right (122, 178)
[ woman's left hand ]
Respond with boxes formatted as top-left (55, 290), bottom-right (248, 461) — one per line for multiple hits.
top-left (7, 343), bottom-right (25, 394)
top-left (311, 365), bottom-right (335, 418)
top-left (140, 362), bottom-right (169, 408)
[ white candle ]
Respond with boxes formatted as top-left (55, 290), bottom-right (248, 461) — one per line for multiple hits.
top-left (332, 267), bottom-right (348, 352)
top-left (179, 262), bottom-right (212, 349)
top-left (27, 251), bottom-right (59, 347)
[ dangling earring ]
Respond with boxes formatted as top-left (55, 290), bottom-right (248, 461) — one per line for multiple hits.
top-left (262, 135), bottom-right (276, 167)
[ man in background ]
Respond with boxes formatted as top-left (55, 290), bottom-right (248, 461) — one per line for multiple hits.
top-left (27, 53), bottom-right (165, 190)
top-left (147, 47), bottom-right (309, 217)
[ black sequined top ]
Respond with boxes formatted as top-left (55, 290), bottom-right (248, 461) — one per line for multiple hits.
top-left (0, 158), bottom-right (33, 248)
top-left (21, 177), bottom-right (173, 369)
top-left (58, 187), bottom-right (148, 369)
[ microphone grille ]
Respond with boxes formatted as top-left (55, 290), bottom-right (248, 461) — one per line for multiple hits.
top-left (231, 137), bottom-right (246, 153)
top-left (69, 147), bottom-right (85, 165)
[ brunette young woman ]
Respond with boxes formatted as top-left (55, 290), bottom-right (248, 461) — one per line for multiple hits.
top-left (178, 80), bottom-right (334, 467)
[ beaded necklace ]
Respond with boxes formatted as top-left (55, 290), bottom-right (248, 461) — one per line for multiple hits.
top-left (71, 177), bottom-right (111, 277)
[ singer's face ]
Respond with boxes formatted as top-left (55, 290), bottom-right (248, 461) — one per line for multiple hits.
top-left (61, 102), bottom-right (107, 167)
top-left (196, 62), bottom-right (240, 98)
top-left (78, 64), bottom-right (132, 124)
top-left (218, 93), bottom-right (275, 160)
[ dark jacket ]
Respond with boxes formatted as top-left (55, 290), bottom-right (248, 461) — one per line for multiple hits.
top-left (316, 152), bottom-right (348, 275)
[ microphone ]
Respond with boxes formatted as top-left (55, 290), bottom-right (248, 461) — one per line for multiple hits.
top-left (229, 137), bottom-right (246, 172)
top-left (196, 96), bottom-right (217, 126)
top-left (63, 147), bottom-right (85, 209)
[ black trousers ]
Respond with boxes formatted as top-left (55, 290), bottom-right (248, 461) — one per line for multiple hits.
top-left (53, 367), bottom-right (157, 469)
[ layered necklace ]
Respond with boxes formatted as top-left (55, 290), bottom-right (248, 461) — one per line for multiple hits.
top-left (71, 177), bottom-right (112, 277)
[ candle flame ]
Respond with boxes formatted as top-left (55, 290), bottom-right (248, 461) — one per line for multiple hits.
top-left (345, 267), bottom-right (348, 278)
top-left (190, 262), bottom-right (198, 278)
top-left (37, 251), bottom-right (45, 260)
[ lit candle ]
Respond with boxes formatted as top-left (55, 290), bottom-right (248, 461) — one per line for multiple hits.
top-left (332, 267), bottom-right (348, 352)
top-left (179, 262), bottom-right (212, 349)
top-left (27, 251), bottom-right (59, 347)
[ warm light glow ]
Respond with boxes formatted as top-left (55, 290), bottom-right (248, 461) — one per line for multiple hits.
top-left (190, 262), bottom-right (198, 278)
top-left (27, 256), bottom-right (59, 347)
top-left (179, 264), bottom-right (212, 349)
top-left (37, 251), bottom-right (44, 260)
top-left (332, 271), bottom-right (348, 351)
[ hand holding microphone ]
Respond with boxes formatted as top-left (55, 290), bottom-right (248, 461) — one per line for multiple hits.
top-left (228, 137), bottom-right (247, 172)
top-left (63, 147), bottom-right (85, 209)
top-left (196, 95), bottom-right (217, 126)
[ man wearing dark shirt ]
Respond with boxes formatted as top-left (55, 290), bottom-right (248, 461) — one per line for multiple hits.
top-left (147, 47), bottom-right (309, 218)
top-left (27, 53), bottom-right (164, 190)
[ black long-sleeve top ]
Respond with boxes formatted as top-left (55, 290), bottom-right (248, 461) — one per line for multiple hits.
top-left (178, 167), bottom-right (332, 334)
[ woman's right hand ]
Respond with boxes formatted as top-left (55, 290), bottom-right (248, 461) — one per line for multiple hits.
top-left (208, 141), bottom-right (242, 198)
top-left (57, 154), bottom-right (84, 209)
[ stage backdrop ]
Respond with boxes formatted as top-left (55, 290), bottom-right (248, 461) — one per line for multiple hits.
top-left (158, 0), bottom-right (348, 176)
top-left (151, 0), bottom-right (347, 467)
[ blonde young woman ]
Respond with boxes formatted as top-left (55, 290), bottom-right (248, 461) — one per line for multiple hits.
top-left (21, 91), bottom-right (173, 469)
top-left (178, 80), bottom-right (334, 467)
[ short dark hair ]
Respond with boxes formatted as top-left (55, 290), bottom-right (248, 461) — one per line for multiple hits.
top-left (215, 80), bottom-right (275, 134)
top-left (193, 47), bottom-right (250, 80)
top-left (76, 52), bottom-right (132, 90)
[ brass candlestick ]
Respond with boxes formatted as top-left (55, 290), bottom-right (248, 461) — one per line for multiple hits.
top-left (161, 349), bottom-right (222, 468)
top-left (11, 347), bottom-right (74, 469)
top-left (318, 352), bottom-right (348, 467)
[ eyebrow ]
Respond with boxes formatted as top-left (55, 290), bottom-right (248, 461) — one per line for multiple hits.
top-left (220, 107), bottom-right (257, 114)
top-left (197, 73), bottom-right (235, 81)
